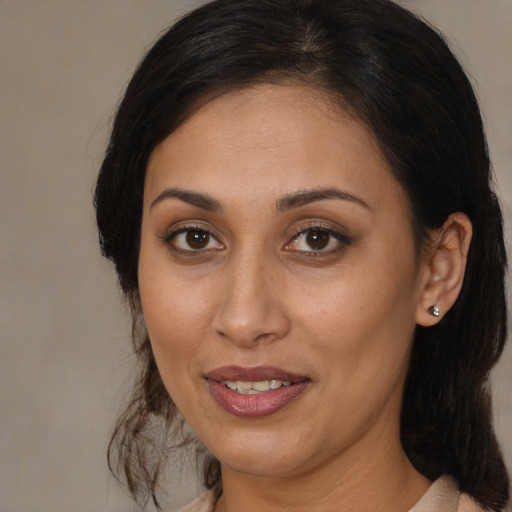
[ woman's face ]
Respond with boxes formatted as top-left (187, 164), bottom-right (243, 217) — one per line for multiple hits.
top-left (139, 84), bottom-right (429, 479)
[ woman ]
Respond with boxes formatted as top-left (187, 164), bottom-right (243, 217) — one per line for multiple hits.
top-left (94, 0), bottom-right (509, 510)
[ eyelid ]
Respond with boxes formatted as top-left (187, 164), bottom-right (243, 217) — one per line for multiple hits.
top-left (161, 223), bottom-right (224, 254)
top-left (284, 222), bottom-right (351, 255)
top-left (158, 220), bottom-right (350, 258)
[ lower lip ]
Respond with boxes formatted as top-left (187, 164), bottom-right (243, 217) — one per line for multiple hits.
top-left (207, 380), bottom-right (310, 417)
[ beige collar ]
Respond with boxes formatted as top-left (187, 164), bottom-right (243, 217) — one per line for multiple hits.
top-left (409, 476), bottom-right (459, 512)
top-left (180, 475), bottom-right (469, 512)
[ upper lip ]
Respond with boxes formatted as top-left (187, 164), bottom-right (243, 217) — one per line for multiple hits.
top-left (205, 365), bottom-right (308, 383)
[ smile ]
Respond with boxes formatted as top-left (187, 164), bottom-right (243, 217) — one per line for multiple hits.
top-left (205, 366), bottom-right (310, 417)
top-left (221, 379), bottom-right (293, 394)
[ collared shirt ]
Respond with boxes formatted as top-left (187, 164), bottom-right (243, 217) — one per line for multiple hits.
top-left (179, 476), bottom-right (484, 512)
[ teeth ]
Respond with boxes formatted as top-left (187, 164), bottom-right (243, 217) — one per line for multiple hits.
top-left (252, 380), bottom-right (271, 391)
top-left (222, 379), bottom-right (292, 394)
top-left (236, 381), bottom-right (253, 391)
top-left (270, 379), bottom-right (283, 389)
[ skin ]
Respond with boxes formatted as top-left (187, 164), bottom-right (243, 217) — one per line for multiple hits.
top-left (138, 84), bottom-right (471, 511)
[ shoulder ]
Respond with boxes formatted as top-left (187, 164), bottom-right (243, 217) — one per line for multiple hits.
top-left (457, 493), bottom-right (486, 512)
top-left (180, 481), bottom-right (492, 512)
top-left (178, 490), bottom-right (215, 512)
top-left (409, 475), bottom-right (488, 512)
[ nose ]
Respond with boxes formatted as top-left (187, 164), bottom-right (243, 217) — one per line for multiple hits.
top-left (212, 251), bottom-right (291, 347)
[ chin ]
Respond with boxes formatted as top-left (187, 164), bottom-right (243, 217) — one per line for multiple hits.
top-left (221, 449), bottom-right (307, 479)
top-left (202, 423), bottom-right (321, 478)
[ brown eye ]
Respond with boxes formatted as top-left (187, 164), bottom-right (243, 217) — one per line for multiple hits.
top-left (166, 228), bottom-right (224, 252)
top-left (306, 229), bottom-right (330, 250)
top-left (285, 226), bottom-right (349, 254)
top-left (186, 230), bottom-right (210, 249)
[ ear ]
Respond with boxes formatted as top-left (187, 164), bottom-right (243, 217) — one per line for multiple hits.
top-left (415, 213), bottom-right (473, 326)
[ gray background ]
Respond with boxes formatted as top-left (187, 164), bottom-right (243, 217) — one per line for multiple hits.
top-left (1, 1), bottom-right (511, 511)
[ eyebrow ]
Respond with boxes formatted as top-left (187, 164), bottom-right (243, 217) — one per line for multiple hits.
top-left (149, 186), bottom-right (371, 214)
top-left (276, 187), bottom-right (371, 212)
top-left (150, 187), bottom-right (223, 213)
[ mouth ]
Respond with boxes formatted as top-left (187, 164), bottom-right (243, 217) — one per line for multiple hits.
top-left (205, 365), bottom-right (310, 417)
top-left (221, 379), bottom-right (293, 394)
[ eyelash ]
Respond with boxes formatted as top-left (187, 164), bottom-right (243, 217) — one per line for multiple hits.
top-left (162, 224), bottom-right (224, 255)
top-left (285, 223), bottom-right (351, 257)
top-left (161, 223), bottom-right (350, 257)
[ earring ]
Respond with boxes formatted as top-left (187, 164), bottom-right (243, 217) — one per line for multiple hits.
top-left (428, 304), bottom-right (440, 317)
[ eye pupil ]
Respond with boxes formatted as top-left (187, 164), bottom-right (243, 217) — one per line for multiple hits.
top-left (186, 230), bottom-right (209, 249)
top-left (306, 229), bottom-right (330, 250)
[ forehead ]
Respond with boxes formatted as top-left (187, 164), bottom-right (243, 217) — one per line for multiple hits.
top-left (145, 83), bottom-right (406, 213)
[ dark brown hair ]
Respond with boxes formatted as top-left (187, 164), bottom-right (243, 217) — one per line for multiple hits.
top-left (95, 0), bottom-right (509, 509)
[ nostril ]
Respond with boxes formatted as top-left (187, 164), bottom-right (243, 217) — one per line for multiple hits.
top-left (254, 332), bottom-right (272, 342)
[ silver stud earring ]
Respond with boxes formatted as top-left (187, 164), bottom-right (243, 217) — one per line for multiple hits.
top-left (428, 304), bottom-right (440, 317)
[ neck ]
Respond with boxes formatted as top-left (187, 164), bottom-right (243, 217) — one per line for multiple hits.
top-left (214, 423), bottom-right (430, 512)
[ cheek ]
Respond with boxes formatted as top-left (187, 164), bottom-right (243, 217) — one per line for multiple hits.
top-left (289, 256), bottom-right (418, 383)
top-left (289, 289), bottom-right (415, 444)
top-left (141, 284), bottom-right (210, 365)
top-left (292, 260), bottom-right (416, 337)
top-left (138, 247), bottom-right (215, 388)
top-left (140, 281), bottom-right (211, 416)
